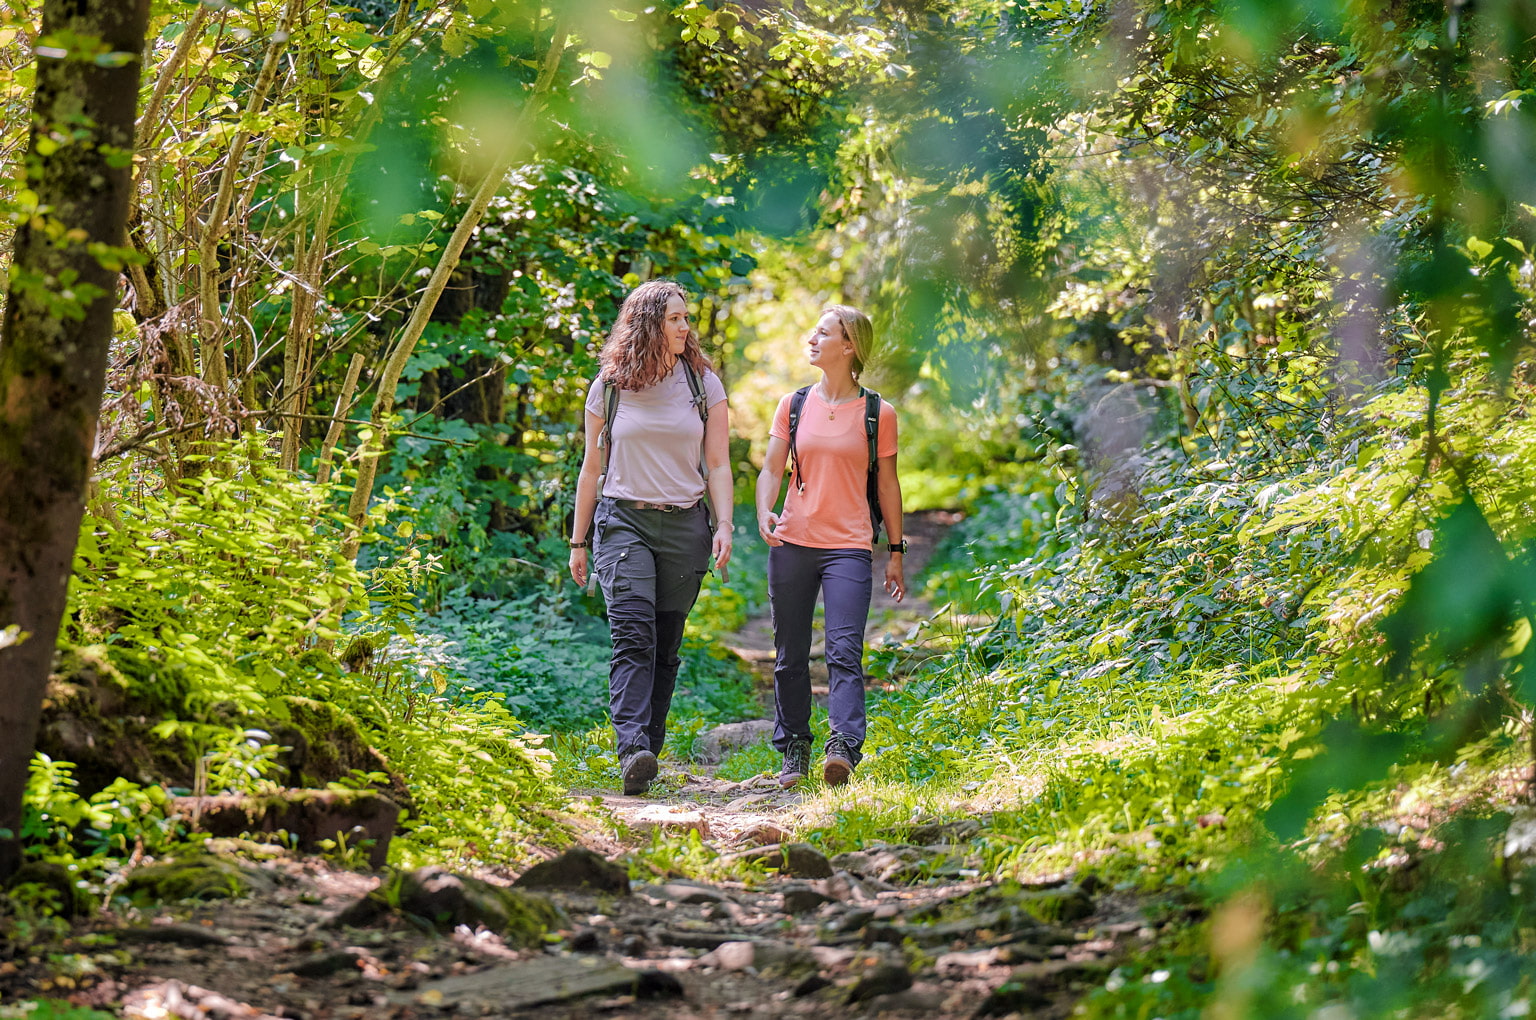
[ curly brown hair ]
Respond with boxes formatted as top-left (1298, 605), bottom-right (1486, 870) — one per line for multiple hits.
top-left (599, 280), bottom-right (712, 391)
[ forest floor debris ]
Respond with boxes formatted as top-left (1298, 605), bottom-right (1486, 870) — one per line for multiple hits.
top-left (0, 512), bottom-right (1158, 1018)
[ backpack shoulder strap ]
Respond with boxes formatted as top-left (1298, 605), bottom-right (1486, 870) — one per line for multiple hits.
top-left (680, 360), bottom-right (717, 528)
top-left (787, 385), bottom-right (811, 492)
top-left (862, 389), bottom-right (884, 542)
top-left (597, 378), bottom-right (618, 494)
top-left (862, 389), bottom-right (880, 474)
top-left (681, 360), bottom-right (709, 426)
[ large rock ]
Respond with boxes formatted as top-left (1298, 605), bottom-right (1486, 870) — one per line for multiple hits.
top-left (168, 789), bottom-right (401, 868)
top-left (513, 847), bottom-right (630, 895)
top-left (334, 866), bottom-right (563, 946)
top-left (388, 955), bottom-right (645, 1009)
top-left (694, 720), bottom-right (775, 764)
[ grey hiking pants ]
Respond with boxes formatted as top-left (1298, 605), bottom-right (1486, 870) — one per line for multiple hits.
top-left (768, 542), bottom-right (872, 765)
top-left (593, 497), bottom-right (712, 758)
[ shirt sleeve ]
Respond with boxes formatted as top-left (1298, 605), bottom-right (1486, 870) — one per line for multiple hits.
top-left (769, 392), bottom-right (794, 442)
top-left (705, 369), bottom-right (727, 407)
top-left (877, 401), bottom-right (898, 458)
top-left (584, 376), bottom-right (605, 418)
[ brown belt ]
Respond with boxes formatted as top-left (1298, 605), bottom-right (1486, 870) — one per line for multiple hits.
top-left (610, 498), bottom-right (699, 514)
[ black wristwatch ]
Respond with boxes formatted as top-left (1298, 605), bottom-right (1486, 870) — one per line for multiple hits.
top-left (888, 540), bottom-right (908, 554)
top-left (569, 540), bottom-right (589, 549)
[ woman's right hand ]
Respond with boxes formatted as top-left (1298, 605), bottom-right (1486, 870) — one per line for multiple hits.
top-left (569, 546), bottom-right (589, 587)
top-left (758, 511), bottom-right (783, 547)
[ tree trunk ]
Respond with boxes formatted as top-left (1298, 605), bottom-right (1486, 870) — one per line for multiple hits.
top-left (0, 0), bottom-right (150, 881)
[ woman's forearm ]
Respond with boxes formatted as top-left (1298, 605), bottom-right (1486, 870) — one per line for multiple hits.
top-left (708, 467), bottom-right (734, 528)
top-left (572, 468), bottom-right (599, 542)
top-left (756, 470), bottom-right (782, 522)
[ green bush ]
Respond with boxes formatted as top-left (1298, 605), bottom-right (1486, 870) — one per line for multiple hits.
top-left (43, 437), bottom-right (568, 869)
top-left (0, 1001), bottom-right (118, 1020)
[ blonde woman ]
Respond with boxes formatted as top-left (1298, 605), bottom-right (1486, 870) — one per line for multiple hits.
top-left (755, 305), bottom-right (905, 788)
top-left (570, 280), bottom-right (733, 796)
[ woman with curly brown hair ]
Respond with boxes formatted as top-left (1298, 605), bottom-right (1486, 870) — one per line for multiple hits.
top-left (569, 280), bottom-right (734, 796)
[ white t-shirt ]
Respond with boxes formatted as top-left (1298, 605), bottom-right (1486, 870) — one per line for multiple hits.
top-left (585, 361), bottom-right (727, 505)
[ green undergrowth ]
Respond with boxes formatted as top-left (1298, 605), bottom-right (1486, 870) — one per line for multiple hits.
top-left (31, 437), bottom-right (570, 881)
top-left (0, 1002), bottom-right (117, 1020)
top-left (781, 344), bottom-right (1536, 1015)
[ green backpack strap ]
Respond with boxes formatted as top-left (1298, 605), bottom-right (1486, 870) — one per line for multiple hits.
top-left (597, 377), bottom-right (619, 498)
top-left (680, 361), bottom-right (716, 530)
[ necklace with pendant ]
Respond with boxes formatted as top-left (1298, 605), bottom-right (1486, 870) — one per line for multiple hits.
top-left (823, 386), bottom-right (855, 420)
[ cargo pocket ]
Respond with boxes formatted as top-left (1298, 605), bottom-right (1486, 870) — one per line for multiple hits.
top-left (596, 546), bottom-right (629, 592)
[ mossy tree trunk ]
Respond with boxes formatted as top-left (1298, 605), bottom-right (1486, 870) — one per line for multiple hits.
top-left (0, 0), bottom-right (150, 880)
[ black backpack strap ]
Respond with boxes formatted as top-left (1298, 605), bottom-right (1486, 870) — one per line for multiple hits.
top-left (787, 386), bottom-right (811, 492)
top-left (863, 390), bottom-right (880, 472)
top-left (681, 360), bottom-right (710, 427)
top-left (863, 389), bottom-right (883, 542)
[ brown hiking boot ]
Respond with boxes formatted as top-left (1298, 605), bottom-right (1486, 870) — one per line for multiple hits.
top-left (778, 739), bottom-right (811, 789)
top-left (621, 749), bottom-right (658, 796)
top-left (822, 735), bottom-right (857, 786)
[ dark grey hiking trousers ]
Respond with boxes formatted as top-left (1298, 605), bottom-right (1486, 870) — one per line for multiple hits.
top-left (768, 542), bottom-right (872, 765)
top-left (593, 497), bottom-right (711, 758)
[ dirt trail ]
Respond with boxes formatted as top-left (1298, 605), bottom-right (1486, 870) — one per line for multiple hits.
top-left (585, 510), bottom-right (962, 849)
top-left (1, 512), bottom-right (1158, 1018)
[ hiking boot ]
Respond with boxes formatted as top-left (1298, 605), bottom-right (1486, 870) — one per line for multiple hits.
top-left (778, 739), bottom-right (811, 789)
top-left (822, 735), bottom-right (857, 787)
top-left (621, 749), bottom-right (658, 796)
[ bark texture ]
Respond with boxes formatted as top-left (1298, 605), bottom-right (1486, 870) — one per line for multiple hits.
top-left (0, 0), bottom-right (151, 879)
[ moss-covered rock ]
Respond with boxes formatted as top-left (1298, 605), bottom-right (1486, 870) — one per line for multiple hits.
top-left (167, 789), bottom-right (402, 867)
top-left (334, 867), bottom-right (565, 947)
top-left (121, 856), bottom-right (275, 904)
top-left (271, 696), bottom-right (415, 814)
top-left (38, 646), bottom-right (199, 795)
top-left (38, 648), bottom-right (413, 823)
top-left (5, 860), bottom-right (97, 918)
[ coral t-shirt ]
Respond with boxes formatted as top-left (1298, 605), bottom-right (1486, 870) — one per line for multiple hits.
top-left (769, 387), bottom-right (898, 551)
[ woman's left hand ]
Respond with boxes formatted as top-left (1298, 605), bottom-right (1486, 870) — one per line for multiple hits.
top-left (712, 522), bottom-right (734, 572)
top-left (884, 556), bottom-right (905, 602)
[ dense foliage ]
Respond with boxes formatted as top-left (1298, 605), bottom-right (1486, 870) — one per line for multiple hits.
top-left (5, 0), bottom-right (1536, 1015)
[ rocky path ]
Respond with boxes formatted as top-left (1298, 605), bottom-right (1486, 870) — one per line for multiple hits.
top-left (1, 512), bottom-right (1155, 1018)
top-left (11, 839), bottom-right (1156, 1020)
